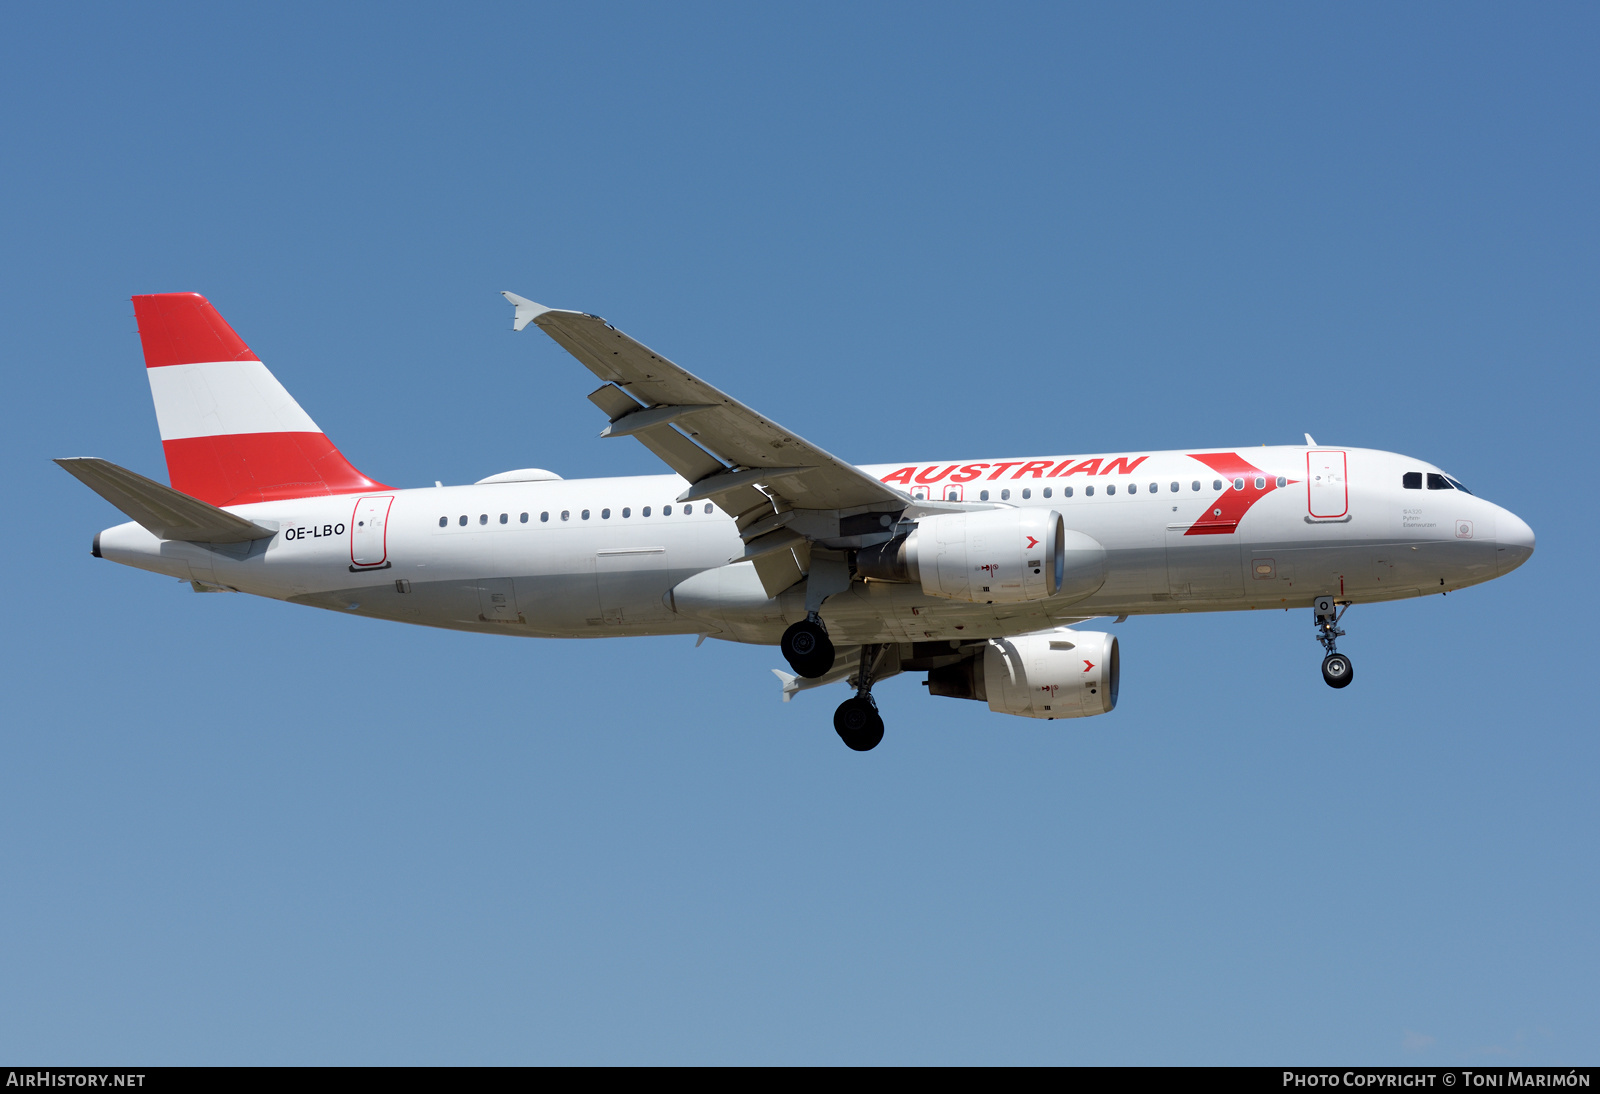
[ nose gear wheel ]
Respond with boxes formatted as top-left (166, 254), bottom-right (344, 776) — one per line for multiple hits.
top-left (1321, 652), bottom-right (1353, 688)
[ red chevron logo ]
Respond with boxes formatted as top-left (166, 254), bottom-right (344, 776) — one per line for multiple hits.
top-left (1183, 453), bottom-right (1299, 536)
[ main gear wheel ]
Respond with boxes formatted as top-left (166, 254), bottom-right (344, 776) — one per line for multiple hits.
top-left (781, 618), bottom-right (834, 679)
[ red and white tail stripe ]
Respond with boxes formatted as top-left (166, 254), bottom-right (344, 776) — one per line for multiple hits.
top-left (133, 293), bottom-right (385, 506)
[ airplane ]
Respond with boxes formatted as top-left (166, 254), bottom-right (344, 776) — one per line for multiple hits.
top-left (59, 292), bottom-right (1536, 751)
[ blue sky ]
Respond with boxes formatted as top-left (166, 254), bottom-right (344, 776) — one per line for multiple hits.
top-left (1, 2), bottom-right (1595, 1064)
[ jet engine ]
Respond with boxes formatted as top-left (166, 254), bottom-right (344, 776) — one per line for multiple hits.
top-left (855, 509), bottom-right (1106, 605)
top-left (925, 628), bottom-right (1118, 719)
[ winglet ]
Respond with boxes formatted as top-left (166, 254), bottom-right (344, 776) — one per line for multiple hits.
top-left (501, 291), bottom-right (551, 332)
top-left (1304, 433), bottom-right (1318, 446)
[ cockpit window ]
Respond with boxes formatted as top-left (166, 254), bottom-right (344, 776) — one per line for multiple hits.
top-left (1402, 472), bottom-right (1422, 489)
top-left (1427, 473), bottom-right (1452, 490)
top-left (1444, 474), bottom-right (1473, 495)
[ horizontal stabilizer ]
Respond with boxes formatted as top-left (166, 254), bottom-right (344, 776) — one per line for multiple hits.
top-left (55, 458), bottom-right (278, 543)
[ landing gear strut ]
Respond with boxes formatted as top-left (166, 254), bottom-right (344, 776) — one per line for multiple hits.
top-left (781, 613), bottom-right (834, 679)
top-left (1314, 595), bottom-right (1354, 689)
top-left (834, 644), bottom-right (887, 751)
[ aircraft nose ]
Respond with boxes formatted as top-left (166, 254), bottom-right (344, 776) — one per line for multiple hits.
top-left (1497, 509), bottom-right (1535, 575)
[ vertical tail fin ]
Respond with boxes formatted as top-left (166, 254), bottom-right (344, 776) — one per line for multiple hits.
top-left (133, 293), bottom-right (385, 506)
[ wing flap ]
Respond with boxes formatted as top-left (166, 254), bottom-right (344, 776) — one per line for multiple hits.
top-left (587, 382), bottom-right (643, 420)
top-left (752, 548), bottom-right (806, 598)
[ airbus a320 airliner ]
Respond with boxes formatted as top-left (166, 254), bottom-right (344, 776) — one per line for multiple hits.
top-left (60, 292), bottom-right (1535, 750)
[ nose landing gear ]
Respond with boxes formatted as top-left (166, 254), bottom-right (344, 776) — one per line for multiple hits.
top-left (834, 644), bottom-right (888, 751)
top-left (1314, 595), bottom-right (1354, 689)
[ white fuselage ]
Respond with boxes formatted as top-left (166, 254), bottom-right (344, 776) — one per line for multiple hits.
top-left (93, 446), bottom-right (1534, 646)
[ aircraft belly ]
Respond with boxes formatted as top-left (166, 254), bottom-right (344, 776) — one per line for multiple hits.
top-left (1098, 539), bottom-right (1166, 602)
top-left (1165, 530), bottom-right (1243, 600)
top-left (824, 581), bottom-right (1052, 645)
top-left (287, 574), bottom-right (702, 638)
top-left (511, 568), bottom-right (597, 630)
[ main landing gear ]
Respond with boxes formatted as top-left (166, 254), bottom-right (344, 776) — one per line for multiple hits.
top-left (834, 644), bottom-right (888, 751)
top-left (781, 614), bottom-right (835, 679)
top-left (1314, 595), bottom-right (1354, 689)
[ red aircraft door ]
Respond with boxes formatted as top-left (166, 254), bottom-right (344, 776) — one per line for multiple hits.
top-left (1306, 451), bottom-right (1349, 519)
top-left (350, 495), bottom-right (394, 569)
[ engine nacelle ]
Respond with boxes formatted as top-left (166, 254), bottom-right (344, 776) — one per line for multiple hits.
top-left (928, 629), bottom-right (1118, 719)
top-left (857, 509), bottom-right (1106, 605)
top-left (985, 629), bottom-right (1118, 719)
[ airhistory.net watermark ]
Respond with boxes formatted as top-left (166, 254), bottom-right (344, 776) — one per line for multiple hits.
top-left (5, 1075), bottom-right (145, 1088)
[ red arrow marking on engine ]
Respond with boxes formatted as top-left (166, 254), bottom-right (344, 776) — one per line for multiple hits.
top-left (1025, 536), bottom-right (1039, 549)
top-left (1083, 660), bottom-right (1095, 672)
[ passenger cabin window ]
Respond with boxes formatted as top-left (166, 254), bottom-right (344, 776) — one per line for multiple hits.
top-left (1192, 481), bottom-right (1201, 491)
top-left (479, 514), bottom-right (488, 525)
top-left (1063, 487), bottom-right (1073, 497)
top-left (600, 508), bottom-right (610, 518)
top-left (1254, 477), bottom-right (1265, 490)
top-left (1427, 473), bottom-right (1452, 490)
top-left (663, 505), bottom-right (672, 516)
top-left (1000, 489), bottom-right (1010, 501)
top-left (1127, 483), bottom-right (1136, 494)
top-left (459, 515), bottom-right (468, 526)
top-left (1149, 482), bottom-right (1158, 494)
top-left (1232, 478), bottom-right (1244, 491)
top-left (520, 512), bottom-right (528, 523)
top-left (438, 517), bottom-right (447, 528)
top-left (1276, 476), bottom-right (1287, 488)
top-left (582, 509), bottom-right (591, 519)
top-left (561, 510), bottom-right (570, 521)
top-left (1085, 485), bottom-right (1095, 496)
top-left (643, 506), bottom-right (652, 517)
top-left (623, 507), bottom-right (631, 518)
top-left (540, 512), bottom-right (549, 522)
top-left (1106, 484), bottom-right (1116, 495)
top-left (1043, 487), bottom-right (1052, 498)
top-left (1171, 482), bottom-right (1179, 492)
top-left (500, 513), bottom-right (508, 524)
top-left (1403, 472), bottom-right (1422, 489)
top-left (704, 503), bottom-right (713, 514)
top-left (980, 490), bottom-right (990, 501)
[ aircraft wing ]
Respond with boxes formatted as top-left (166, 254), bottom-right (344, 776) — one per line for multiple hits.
top-left (503, 293), bottom-right (903, 514)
